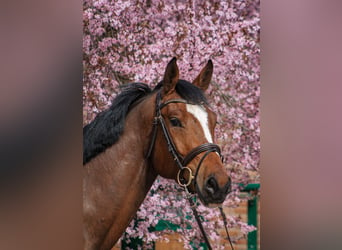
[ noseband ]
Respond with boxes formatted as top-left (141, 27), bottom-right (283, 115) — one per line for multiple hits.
top-left (146, 91), bottom-right (223, 191)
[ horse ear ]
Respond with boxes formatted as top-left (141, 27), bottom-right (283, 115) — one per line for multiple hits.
top-left (192, 60), bottom-right (213, 91)
top-left (163, 57), bottom-right (179, 96)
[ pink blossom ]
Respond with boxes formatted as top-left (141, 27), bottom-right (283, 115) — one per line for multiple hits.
top-left (83, 0), bottom-right (260, 248)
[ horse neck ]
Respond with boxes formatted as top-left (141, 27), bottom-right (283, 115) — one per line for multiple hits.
top-left (84, 93), bottom-right (158, 249)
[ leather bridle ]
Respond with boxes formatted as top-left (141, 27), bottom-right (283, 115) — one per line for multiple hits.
top-left (146, 90), bottom-right (222, 190)
top-left (145, 90), bottom-right (234, 250)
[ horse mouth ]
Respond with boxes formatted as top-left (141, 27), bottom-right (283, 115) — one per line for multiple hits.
top-left (195, 184), bottom-right (228, 207)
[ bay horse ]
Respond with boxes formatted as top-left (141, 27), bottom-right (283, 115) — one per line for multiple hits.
top-left (83, 58), bottom-right (231, 250)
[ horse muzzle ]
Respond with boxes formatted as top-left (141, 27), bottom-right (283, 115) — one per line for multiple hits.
top-left (198, 175), bottom-right (231, 206)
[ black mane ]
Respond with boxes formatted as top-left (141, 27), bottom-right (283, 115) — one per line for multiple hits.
top-left (83, 80), bottom-right (207, 164)
top-left (83, 83), bottom-right (152, 164)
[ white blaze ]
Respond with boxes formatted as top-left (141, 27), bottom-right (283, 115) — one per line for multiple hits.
top-left (186, 104), bottom-right (213, 143)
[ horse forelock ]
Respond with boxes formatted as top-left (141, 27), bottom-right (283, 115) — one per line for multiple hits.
top-left (154, 79), bottom-right (209, 106)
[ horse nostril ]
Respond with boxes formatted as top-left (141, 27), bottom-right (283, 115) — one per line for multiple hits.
top-left (205, 177), bottom-right (218, 195)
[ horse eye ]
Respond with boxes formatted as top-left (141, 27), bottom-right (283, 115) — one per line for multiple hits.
top-left (170, 117), bottom-right (182, 127)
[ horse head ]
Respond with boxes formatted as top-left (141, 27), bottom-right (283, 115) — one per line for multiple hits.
top-left (150, 58), bottom-right (231, 206)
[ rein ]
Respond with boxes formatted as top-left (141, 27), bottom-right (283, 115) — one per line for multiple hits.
top-left (146, 91), bottom-right (234, 250)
